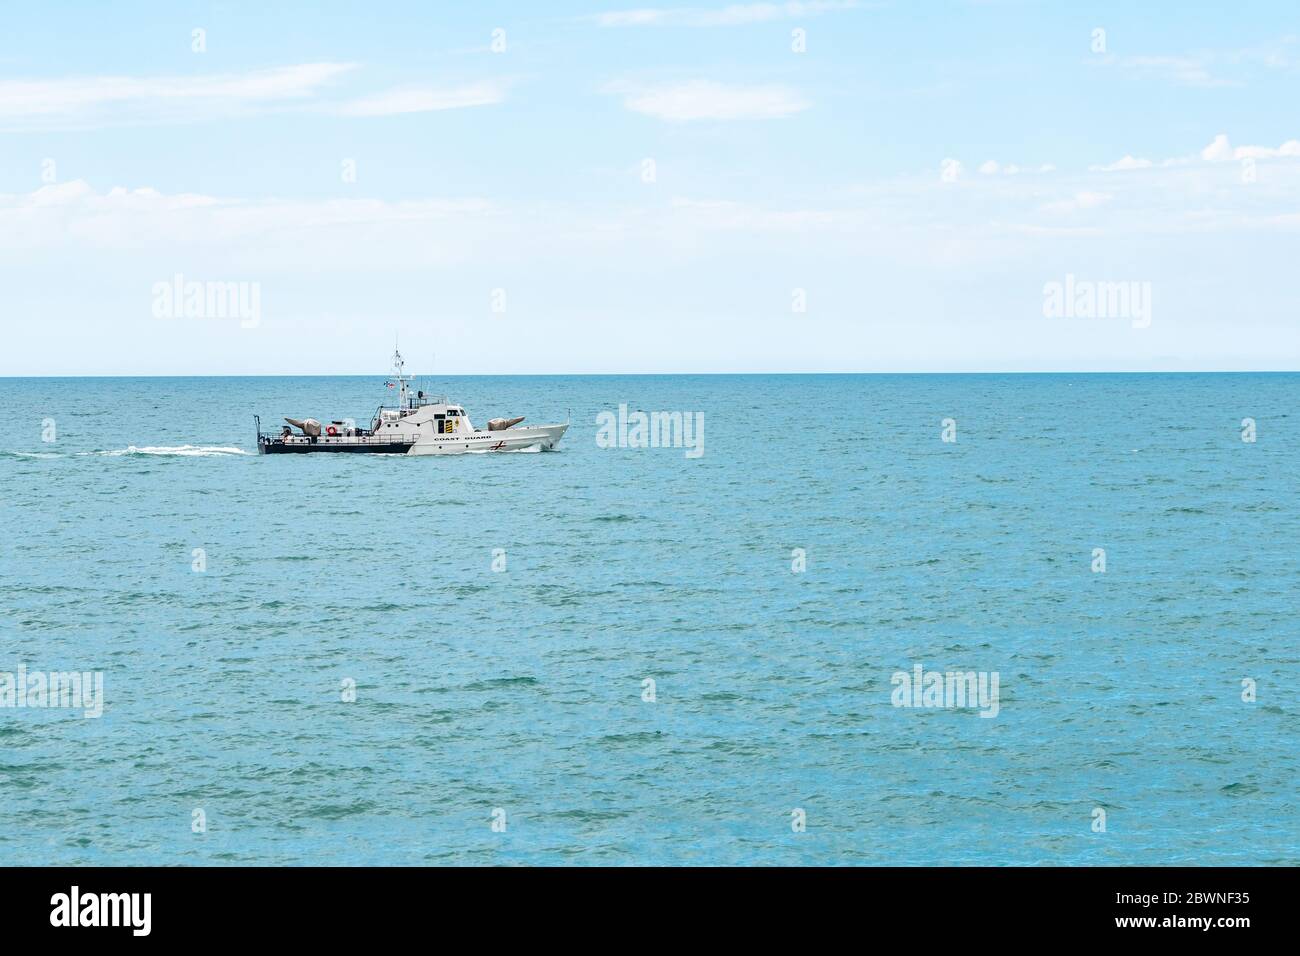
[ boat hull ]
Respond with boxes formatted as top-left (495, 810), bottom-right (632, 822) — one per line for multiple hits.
top-left (259, 441), bottom-right (414, 454)
top-left (408, 423), bottom-right (569, 455)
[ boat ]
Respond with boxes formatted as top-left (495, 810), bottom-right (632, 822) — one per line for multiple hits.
top-left (255, 350), bottom-right (569, 455)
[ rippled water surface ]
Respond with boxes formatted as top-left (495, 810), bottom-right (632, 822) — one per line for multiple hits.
top-left (0, 374), bottom-right (1296, 864)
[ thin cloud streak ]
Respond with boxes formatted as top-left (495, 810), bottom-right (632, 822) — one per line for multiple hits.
top-left (0, 63), bottom-right (357, 129)
top-left (618, 80), bottom-right (809, 120)
top-left (337, 81), bottom-right (509, 116)
top-left (594, 2), bottom-right (861, 27)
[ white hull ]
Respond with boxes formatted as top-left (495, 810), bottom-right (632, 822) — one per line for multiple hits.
top-left (407, 423), bottom-right (568, 455)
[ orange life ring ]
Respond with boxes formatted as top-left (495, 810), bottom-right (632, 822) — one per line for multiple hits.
top-left (326, 425), bottom-right (339, 436)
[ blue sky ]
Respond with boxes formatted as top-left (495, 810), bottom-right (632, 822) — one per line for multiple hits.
top-left (1, 1), bottom-right (1298, 374)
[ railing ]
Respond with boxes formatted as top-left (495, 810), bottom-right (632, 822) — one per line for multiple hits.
top-left (261, 433), bottom-right (403, 446)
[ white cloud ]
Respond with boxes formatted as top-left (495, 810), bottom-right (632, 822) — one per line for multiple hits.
top-left (1112, 54), bottom-right (1239, 89)
top-left (8, 157), bottom-right (1299, 274)
top-left (1040, 191), bottom-right (1112, 214)
top-left (338, 82), bottom-right (508, 116)
top-left (0, 180), bottom-right (495, 253)
top-left (26, 180), bottom-right (95, 205)
top-left (1236, 140), bottom-right (1300, 158)
top-left (1089, 155), bottom-right (1155, 172)
top-left (619, 81), bottom-right (809, 120)
top-left (1092, 135), bottom-right (1300, 172)
top-left (596, 2), bottom-right (860, 27)
top-left (1201, 132), bottom-right (1300, 161)
top-left (1092, 41), bottom-right (1300, 90)
top-left (0, 63), bottom-right (356, 129)
top-left (977, 161), bottom-right (1053, 176)
top-left (1200, 134), bottom-right (1234, 162)
top-left (598, 9), bottom-right (666, 26)
top-left (668, 196), bottom-right (843, 231)
top-left (3, 182), bottom-right (854, 255)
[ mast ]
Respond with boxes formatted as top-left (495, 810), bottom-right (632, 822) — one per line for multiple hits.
top-left (392, 346), bottom-right (410, 409)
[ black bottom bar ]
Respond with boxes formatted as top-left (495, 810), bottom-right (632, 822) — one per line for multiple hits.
top-left (0, 866), bottom-right (1280, 942)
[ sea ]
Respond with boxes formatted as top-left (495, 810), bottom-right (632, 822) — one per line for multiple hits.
top-left (0, 373), bottom-right (1296, 865)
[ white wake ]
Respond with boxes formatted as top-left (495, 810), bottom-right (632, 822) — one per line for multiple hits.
top-left (91, 445), bottom-right (253, 457)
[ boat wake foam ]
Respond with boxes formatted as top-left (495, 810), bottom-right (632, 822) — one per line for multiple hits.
top-left (92, 445), bottom-right (253, 457)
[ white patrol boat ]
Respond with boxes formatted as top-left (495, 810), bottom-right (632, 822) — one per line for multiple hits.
top-left (256, 350), bottom-right (569, 455)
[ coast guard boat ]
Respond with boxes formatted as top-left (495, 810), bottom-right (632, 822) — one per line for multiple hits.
top-left (256, 350), bottom-right (568, 455)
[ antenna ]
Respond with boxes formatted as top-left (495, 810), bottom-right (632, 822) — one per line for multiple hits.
top-left (391, 338), bottom-right (410, 409)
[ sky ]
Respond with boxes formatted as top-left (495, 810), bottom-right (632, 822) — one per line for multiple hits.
top-left (1, 0), bottom-right (1298, 375)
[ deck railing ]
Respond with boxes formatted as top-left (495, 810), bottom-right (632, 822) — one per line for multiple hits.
top-left (259, 433), bottom-right (398, 446)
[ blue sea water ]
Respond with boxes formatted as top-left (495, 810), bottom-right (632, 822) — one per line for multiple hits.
top-left (0, 373), bottom-right (1296, 866)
